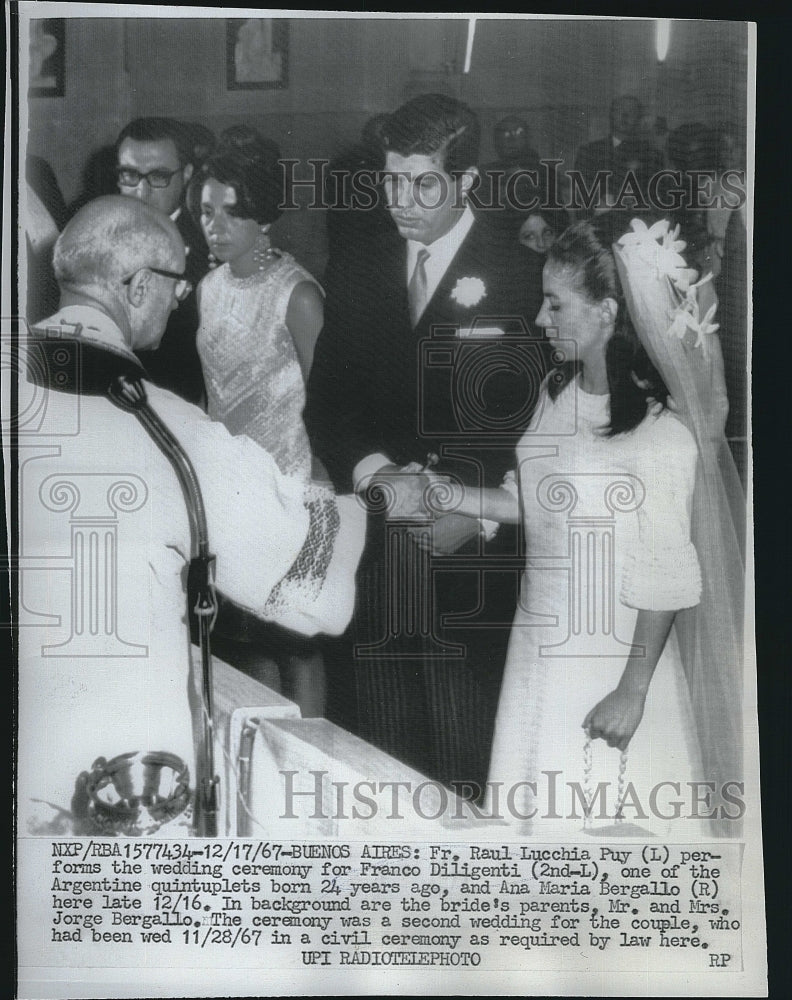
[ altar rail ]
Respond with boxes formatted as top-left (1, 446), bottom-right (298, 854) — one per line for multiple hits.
top-left (212, 657), bottom-right (493, 839)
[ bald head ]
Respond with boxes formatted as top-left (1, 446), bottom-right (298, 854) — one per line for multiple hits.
top-left (54, 195), bottom-right (184, 291)
top-left (52, 196), bottom-right (186, 352)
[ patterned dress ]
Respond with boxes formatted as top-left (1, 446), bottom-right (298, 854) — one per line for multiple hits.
top-left (488, 376), bottom-right (705, 838)
top-left (197, 255), bottom-right (339, 629)
top-left (197, 252), bottom-right (319, 480)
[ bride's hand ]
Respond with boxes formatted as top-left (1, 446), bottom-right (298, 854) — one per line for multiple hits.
top-left (583, 686), bottom-right (647, 752)
top-left (646, 393), bottom-right (679, 418)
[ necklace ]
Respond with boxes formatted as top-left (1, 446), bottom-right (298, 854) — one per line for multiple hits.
top-left (253, 243), bottom-right (281, 273)
top-left (224, 244), bottom-right (283, 284)
top-left (207, 228), bottom-right (282, 275)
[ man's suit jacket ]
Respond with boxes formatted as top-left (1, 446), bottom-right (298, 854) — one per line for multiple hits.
top-left (306, 215), bottom-right (547, 496)
top-left (136, 208), bottom-right (209, 406)
top-left (574, 135), bottom-right (620, 181)
top-left (574, 135), bottom-right (663, 212)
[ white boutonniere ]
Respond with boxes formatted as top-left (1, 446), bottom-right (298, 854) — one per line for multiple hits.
top-left (450, 276), bottom-right (487, 308)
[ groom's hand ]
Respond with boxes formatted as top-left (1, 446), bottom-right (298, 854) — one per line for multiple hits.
top-left (357, 465), bottom-right (433, 520)
top-left (407, 512), bottom-right (481, 554)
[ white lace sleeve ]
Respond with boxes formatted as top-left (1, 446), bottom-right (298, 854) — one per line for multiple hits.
top-left (620, 414), bottom-right (702, 611)
top-left (261, 481), bottom-right (366, 635)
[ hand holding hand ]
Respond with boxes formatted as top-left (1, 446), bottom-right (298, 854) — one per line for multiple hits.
top-left (357, 465), bottom-right (425, 519)
top-left (384, 471), bottom-right (433, 520)
top-left (389, 465), bottom-right (464, 521)
top-left (359, 465), bottom-right (458, 520)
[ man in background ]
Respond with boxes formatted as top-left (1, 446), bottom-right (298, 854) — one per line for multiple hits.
top-left (574, 95), bottom-right (661, 212)
top-left (115, 116), bottom-right (210, 405)
top-left (478, 114), bottom-right (543, 234)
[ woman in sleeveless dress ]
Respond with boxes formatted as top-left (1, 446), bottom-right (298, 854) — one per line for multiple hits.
top-left (189, 125), bottom-right (328, 717)
top-left (416, 218), bottom-right (743, 839)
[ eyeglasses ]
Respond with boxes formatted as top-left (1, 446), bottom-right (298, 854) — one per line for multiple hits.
top-left (123, 266), bottom-right (193, 302)
top-left (116, 166), bottom-right (181, 189)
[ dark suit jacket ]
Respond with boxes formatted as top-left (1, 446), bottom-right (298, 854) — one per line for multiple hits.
top-left (574, 135), bottom-right (621, 180)
top-left (135, 208), bottom-right (209, 406)
top-left (574, 136), bottom-right (663, 213)
top-left (306, 214), bottom-right (547, 496)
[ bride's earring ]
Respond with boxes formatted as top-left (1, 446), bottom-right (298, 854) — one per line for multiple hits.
top-left (207, 251), bottom-right (217, 270)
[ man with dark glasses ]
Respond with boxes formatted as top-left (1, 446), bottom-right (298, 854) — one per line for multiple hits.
top-left (122, 265), bottom-right (193, 305)
top-left (115, 116), bottom-right (211, 405)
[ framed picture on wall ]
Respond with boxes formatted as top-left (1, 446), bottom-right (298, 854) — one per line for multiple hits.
top-left (28, 18), bottom-right (65, 97)
top-left (226, 18), bottom-right (289, 90)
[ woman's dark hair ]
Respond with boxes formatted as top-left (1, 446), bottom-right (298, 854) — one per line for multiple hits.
top-left (546, 219), bottom-right (669, 436)
top-left (187, 124), bottom-right (286, 226)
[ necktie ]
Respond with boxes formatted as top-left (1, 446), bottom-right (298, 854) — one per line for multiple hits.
top-left (408, 248), bottom-right (430, 327)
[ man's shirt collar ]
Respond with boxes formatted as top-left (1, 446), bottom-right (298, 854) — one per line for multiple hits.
top-left (406, 204), bottom-right (475, 280)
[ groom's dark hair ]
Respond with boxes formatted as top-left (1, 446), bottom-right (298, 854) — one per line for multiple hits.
top-left (381, 93), bottom-right (480, 175)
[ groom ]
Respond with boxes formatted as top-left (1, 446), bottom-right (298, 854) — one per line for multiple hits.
top-left (306, 93), bottom-right (547, 794)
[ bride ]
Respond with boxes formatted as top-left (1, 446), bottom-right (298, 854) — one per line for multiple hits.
top-left (415, 217), bottom-right (744, 838)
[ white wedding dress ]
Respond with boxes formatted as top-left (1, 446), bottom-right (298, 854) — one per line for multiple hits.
top-left (487, 376), bottom-right (706, 839)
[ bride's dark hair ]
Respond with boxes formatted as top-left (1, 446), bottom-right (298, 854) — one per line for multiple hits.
top-left (546, 218), bottom-right (669, 436)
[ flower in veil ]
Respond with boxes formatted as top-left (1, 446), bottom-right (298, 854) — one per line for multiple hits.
top-left (618, 219), bottom-right (700, 291)
top-left (617, 218), bottom-right (718, 353)
top-left (666, 274), bottom-right (720, 355)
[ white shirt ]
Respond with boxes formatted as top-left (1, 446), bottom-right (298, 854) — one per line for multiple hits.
top-left (405, 204), bottom-right (476, 317)
top-left (354, 206), bottom-right (477, 488)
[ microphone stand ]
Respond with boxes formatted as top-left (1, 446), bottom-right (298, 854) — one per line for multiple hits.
top-left (108, 375), bottom-right (220, 836)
